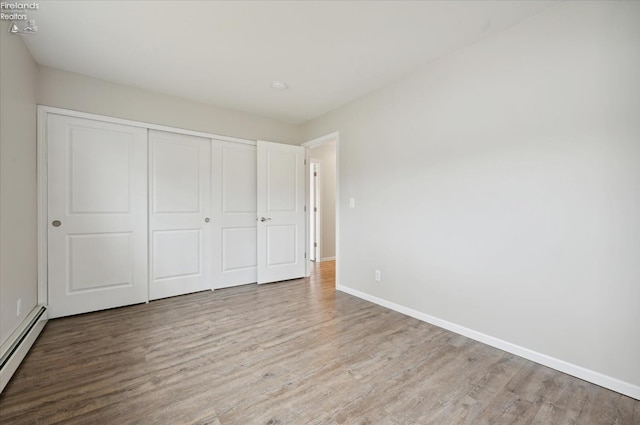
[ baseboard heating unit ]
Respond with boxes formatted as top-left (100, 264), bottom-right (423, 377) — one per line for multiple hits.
top-left (0, 305), bottom-right (48, 392)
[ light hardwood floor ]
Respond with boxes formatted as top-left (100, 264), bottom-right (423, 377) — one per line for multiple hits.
top-left (0, 261), bottom-right (638, 424)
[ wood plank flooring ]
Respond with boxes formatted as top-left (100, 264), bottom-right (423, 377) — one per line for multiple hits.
top-left (1, 261), bottom-right (638, 424)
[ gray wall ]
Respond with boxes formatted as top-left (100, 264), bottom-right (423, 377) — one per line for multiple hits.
top-left (38, 66), bottom-right (302, 145)
top-left (0, 27), bottom-right (39, 345)
top-left (302, 1), bottom-right (640, 387)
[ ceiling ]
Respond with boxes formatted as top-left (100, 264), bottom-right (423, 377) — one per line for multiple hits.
top-left (22, 1), bottom-right (556, 124)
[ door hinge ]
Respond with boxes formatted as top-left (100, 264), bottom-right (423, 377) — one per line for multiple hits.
top-left (304, 252), bottom-right (307, 258)
top-left (304, 159), bottom-right (307, 165)
top-left (304, 205), bottom-right (307, 212)
top-left (314, 207), bottom-right (318, 212)
top-left (314, 242), bottom-right (317, 247)
top-left (314, 172), bottom-right (317, 177)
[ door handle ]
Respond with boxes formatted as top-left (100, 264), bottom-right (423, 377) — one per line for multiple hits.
top-left (204, 217), bottom-right (210, 223)
top-left (52, 220), bottom-right (62, 227)
top-left (259, 217), bottom-right (272, 222)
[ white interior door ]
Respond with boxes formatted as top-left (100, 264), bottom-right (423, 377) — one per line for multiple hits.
top-left (212, 140), bottom-right (258, 288)
top-left (149, 130), bottom-right (212, 300)
top-left (257, 141), bottom-right (306, 284)
top-left (47, 114), bottom-right (148, 318)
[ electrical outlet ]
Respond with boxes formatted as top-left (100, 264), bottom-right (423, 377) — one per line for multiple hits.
top-left (17, 299), bottom-right (22, 317)
top-left (375, 270), bottom-right (382, 282)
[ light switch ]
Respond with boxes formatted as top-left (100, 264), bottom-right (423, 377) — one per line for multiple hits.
top-left (349, 198), bottom-right (355, 208)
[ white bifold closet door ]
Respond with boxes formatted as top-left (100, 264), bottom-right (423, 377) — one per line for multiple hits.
top-left (148, 130), bottom-right (212, 300)
top-left (256, 141), bottom-right (306, 284)
top-left (47, 114), bottom-right (148, 318)
top-left (211, 140), bottom-right (258, 288)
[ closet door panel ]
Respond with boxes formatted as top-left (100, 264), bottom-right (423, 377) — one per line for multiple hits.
top-left (212, 140), bottom-right (257, 288)
top-left (149, 130), bottom-right (212, 300)
top-left (47, 114), bottom-right (148, 318)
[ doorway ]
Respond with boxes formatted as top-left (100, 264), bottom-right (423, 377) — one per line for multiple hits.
top-left (303, 133), bottom-right (338, 283)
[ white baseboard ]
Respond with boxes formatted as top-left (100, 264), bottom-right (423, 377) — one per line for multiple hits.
top-left (336, 284), bottom-right (640, 400)
top-left (320, 257), bottom-right (336, 262)
top-left (0, 305), bottom-right (48, 393)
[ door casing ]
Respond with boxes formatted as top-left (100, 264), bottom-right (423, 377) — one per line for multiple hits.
top-left (301, 132), bottom-right (340, 280)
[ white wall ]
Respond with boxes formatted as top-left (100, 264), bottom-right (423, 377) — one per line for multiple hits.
top-left (0, 28), bottom-right (39, 345)
top-left (309, 142), bottom-right (336, 260)
top-left (302, 1), bottom-right (640, 391)
top-left (37, 66), bottom-right (302, 145)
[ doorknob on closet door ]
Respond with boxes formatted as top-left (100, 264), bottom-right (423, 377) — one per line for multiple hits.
top-left (52, 220), bottom-right (62, 227)
top-left (259, 217), bottom-right (272, 222)
top-left (204, 217), bottom-right (210, 223)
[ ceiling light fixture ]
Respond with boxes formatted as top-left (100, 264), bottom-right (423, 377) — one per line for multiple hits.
top-left (271, 81), bottom-right (289, 90)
